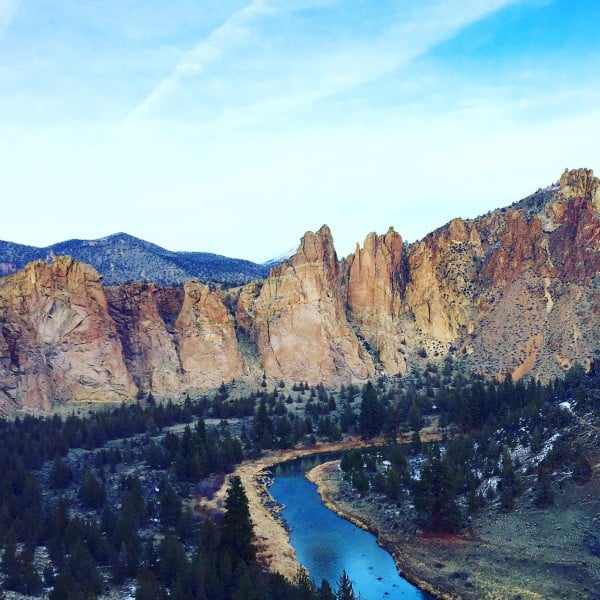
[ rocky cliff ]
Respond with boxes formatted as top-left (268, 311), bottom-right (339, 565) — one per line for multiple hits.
top-left (0, 257), bottom-right (137, 413)
top-left (236, 225), bottom-right (374, 386)
top-left (0, 168), bottom-right (598, 412)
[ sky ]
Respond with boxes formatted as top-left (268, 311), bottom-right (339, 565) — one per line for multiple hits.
top-left (1, 0), bottom-right (599, 262)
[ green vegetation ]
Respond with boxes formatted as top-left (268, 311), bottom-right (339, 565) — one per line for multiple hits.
top-left (0, 384), bottom-right (370, 598)
top-left (0, 233), bottom-right (270, 286)
top-left (0, 357), bottom-right (598, 597)
top-left (339, 359), bottom-right (600, 537)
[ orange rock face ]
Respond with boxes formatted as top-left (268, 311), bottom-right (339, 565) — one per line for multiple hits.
top-left (107, 281), bottom-right (246, 396)
top-left (460, 169), bottom-right (600, 380)
top-left (106, 283), bottom-right (183, 395)
top-left (0, 257), bottom-right (137, 412)
top-left (175, 281), bottom-right (246, 389)
top-left (345, 228), bottom-right (406, 374)
top-left (404, 217), bottom-right (486, 345)
top-left (559, 167), bottom-right (600, 210)
top-left (0, 168), bottom-right (598, 413)
top-left (241, 225), bottom-right (374, 385)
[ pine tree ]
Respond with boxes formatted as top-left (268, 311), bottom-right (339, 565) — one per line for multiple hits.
top-left (413, 451), bottom-right (462, 532)
top-left (410, 430), bottom-right (422, 456)
top-left (158, 534), bottom-right (188, 588)
top-left (319, 579), bottom-right (336, 600)
top-left (498, 448), bottom-right (519, 511)
top-left (49, 455), bottom-right (72, 490)
top-left (78, 466), bottom-right (106, 510)
top-left (1, 534), bottom-right (20, 590)
top-left (253, 398), bottom-right (274, 449)
top-left (407, 400), bottom-right (423, 431)
top-left (336, 570), bottom-right (357, 600)
top-left (340, 400), bottom-right (355, 433)
top-left (359, 382), bottom-right (383, 438)
top-left (385, 467), bottom-right (403, 502)
top-left (159, 479), bottom-right (182, 530)
top-left (220, 476), bottom-right (255, 568)
top-left (135, 567), bottom-right (163, 600)
top-left (572, 448), bottom-right (592, 484)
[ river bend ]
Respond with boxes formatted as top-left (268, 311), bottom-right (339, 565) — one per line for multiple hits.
top-left (269, 454), bottom-right (434, 600)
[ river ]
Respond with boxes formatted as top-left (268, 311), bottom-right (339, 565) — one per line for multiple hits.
top-left (269, 454), bottom-right (434, 600)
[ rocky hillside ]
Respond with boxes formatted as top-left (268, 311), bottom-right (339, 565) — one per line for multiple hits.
top-left (0, 168), bottom-right (598, 413)
top-left (0, 232), bottom-right (269, 286)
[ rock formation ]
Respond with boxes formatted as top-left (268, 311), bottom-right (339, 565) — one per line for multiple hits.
top-left (106, 281), bottom-right (246, 394)
top-left (175, 281), bottom-right (246, 389)
top-left (345, 228), bottom-right (406, 374)
top-left (0, 257), bottom-right (136, 412)
top-left (0, 168), bottom-right (598, 413)
top-left (106, 283), bottom-right (183, 395)
top-left (238, 225), bottom-right (374, 385)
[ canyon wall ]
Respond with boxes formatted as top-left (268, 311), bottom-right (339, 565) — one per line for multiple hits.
top-left (0, 168), bottom-right (598, 412)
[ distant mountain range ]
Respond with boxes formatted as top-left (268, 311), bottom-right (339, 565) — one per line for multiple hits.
top-left (0, 233), bottom-right (273, 286)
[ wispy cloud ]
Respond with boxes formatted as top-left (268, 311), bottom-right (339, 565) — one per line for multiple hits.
top-left (126, 0), bottom-right (273, 122)
top-left (126, 0), bottom-right (525, 125)
top-left (0, 0), bottom-right (20, 42)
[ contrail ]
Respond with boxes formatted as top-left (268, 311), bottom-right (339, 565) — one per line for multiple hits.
top-left (126, 0), bottom-right (270, 122)
top-left (125, 0), bottom-right (524, 124)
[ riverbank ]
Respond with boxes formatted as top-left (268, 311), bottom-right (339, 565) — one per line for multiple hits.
top-left (307, 460), bottom-right (600, 600)
top-left (307, 461), bottom-right (453, 600)
top-left (196, 437), bottom-right (399, 579)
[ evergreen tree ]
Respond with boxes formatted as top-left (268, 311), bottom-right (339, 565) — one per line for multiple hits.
top-left (49, 455), bottom-right (72, 490)
top-left (319, 579), bottom-right (336, 600)
top-left (359, 382), bottom-right (383, 438)
top-left (253, 398), bottom-right (274, 449)
top-left (385, 467), bottom-right (403, 502)
top-left (0, 537), bottom-right (43, 595)
top-left (413, 451), bottom-right (462, 532)
top-left (340, 400), bottom-right (356, 433)
top-left (534, 464), bottom-right (555, 508)
top-left (49, 570), bottom-right (78, 600)
top-left (407, 400), bottom-right (423, 431)
top-left (77, 466), bottom-right (106, 510)
top-left (135, 567), bottom-right (163, 600)
top-left (498, 448), bottom-right (519, 511)
top-left (158, 534), bottom-right (188, 588)
top-left (572, 448), bottom-right (592, 483)
top-left (336, 570), bottom-right (357, 600)
top-left (409, 431), bottom-right (422, 456)
top-left (1, 534), bottom-right (20, 590)
top-left (159, 479), bottom-right (182, 530)
top-left (220, 476), bottom-right (255, 568)
top-left (290, 569), bottom-right (316, 599)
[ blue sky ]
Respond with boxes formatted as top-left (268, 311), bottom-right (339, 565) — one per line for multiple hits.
top-left (1, 0), bottom-right (599, 262)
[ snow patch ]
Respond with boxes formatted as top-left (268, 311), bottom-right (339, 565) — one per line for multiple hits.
top-left (532, 432), bottom-right (561, 465)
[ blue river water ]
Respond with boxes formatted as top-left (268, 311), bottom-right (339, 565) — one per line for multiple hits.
top-left (269, 455), bottom-right (434, 600)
